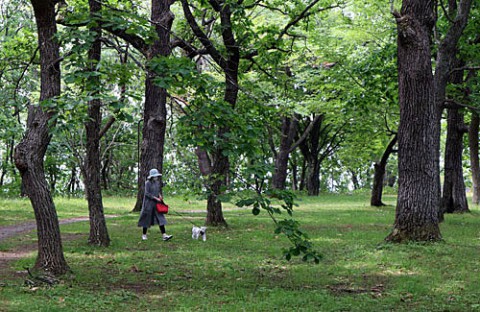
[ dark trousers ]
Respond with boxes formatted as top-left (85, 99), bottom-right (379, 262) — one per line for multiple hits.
top-left (143, 225), bottom-right (165, 234)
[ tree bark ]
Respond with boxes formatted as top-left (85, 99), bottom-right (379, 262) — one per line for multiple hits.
top-left (440, 108), bottom-right (469, 216)
top-left (299, 116), bottom-right (323, 196)
top-left (133, 0), bottom-right (174, 212)
top-left (469, 112), bottom-right (480, 204)
top-left (440, 55), bottom-right (470, 217)
top-left (14, 0), bottom-right (69, 275)
top-left (298, 114), bottom-right (341, 195)
top-left (388, 0), bottom-right (472, 242)
top-left (272, 116), bottom-right (299, 189)
top-left (271, 114), bottom-right (322, 190)
top-left (181, 0), bottom-right (240, 226)
top-left (386, 1), bottom-right (442, 242)
top-left (371, 134), bottom-right (397, 206)
top-left (434, 0), bottom-right (472, 219)
top-left (84, 0), bottom-right (110, 246)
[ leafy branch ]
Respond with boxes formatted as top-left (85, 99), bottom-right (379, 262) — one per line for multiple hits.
top-left (236, 189), bottom-right (321, 263)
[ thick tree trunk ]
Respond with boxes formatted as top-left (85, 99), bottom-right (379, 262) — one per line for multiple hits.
top-left (386, 1), bottom-right (442, 242)
top-left (371, 134), bottom-right (397, 206)
top-left (84, 0), bottom-right (110, 246)
top-left (272, 116), bottom-right (299, 189)
top-left (14, 0), bottom-right (69, 275)
top-left (440, 108), bottom-right (469, 217)
top-left (133, 0), bottom-right (174, 212)
top-left (469, 112), bottom-right (480, 204)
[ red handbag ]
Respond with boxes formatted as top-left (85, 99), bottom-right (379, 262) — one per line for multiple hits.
top-left (156, 201), bottom-right (169, 214)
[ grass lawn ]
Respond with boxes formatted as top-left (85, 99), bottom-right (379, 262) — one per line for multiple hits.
top-left (1, 193), bottom-right (480, 311)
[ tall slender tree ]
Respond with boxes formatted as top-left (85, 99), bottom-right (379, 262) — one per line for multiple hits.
top-left (180, 0), bottom-right (239, 226)
top-left (133, 0), bottom-right (174, 212)
top-left (441, 107), bottom-right (469, 216)
top-left (440, 58), bottom-right (470, 216)
top-left (84, 0), bottom-right (110, 246)
top-left (85, 0), bottom-right (174, 212)
top-left (435, 0), bottom-right (472, 218)
top-left (14, 0), bottom-right (70, 275)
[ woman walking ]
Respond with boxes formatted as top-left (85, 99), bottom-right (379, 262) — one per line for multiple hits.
top-left (137, 168), bottom-right (173, 241)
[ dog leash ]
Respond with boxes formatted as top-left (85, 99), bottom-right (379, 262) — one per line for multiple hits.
top-left (168, 206), bottom-right (202, 227)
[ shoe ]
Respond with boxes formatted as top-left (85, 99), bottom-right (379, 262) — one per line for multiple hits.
top-left (142, 234), bottom-right (147, 240)
top-left (163, 234), bottom-right (173, 241)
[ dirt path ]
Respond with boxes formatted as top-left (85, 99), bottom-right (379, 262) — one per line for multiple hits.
top-left (0, 209), bottom-right (244, 280)
top-left (0, 216), bottom-right (112, 281)
top-left (0, 217), bottom-right (93, 242)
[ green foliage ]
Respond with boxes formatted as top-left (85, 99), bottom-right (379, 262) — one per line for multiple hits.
top-left (0, 0), bottom-right (38, 192)
top-left (237, 189), bottom-right (322, 263)
top-left (148, 56), bottom-right (208, 93)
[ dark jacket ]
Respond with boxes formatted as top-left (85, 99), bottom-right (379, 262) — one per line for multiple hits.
top-left (137, 179), bottom-right (167, 228)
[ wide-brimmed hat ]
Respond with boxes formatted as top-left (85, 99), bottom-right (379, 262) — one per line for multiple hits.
top-left (147, 168), bottom-right (162, 179)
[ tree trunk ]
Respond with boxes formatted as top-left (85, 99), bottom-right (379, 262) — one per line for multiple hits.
top-left (180, 0), bottom-right (240, 226)
top-left (371, 134), bottom-right (397, 206)
top-left (290, 152), bottom-right (299, 190)
top-left (204, 68), bottom-right (239, 226)
top-left (299, 116), bottom-right (321, 196)
top-left (272, 116), bottom-right (299, 189)
top-left (101, 149), bottom-right (109, 190)
top-left (349, 170), bottom-right (360, 190)
top-left (440, 108), bottom-right (469, 217)
top-left (434, 0), bottom-right (472, 219)
top-left (386, 1), bottom-right (442, 242)
top-left (298, 114), bottom-right (341, 196)
top-left (272, 112), bottom-right (326, 191)
top-left (469, 112), bottom-right (480, 204)
top-left (206, 146), bottom-right (229, 226)
top-left (133, 0), bottom-right (174, 212)
top-left (14, 0), bottom-right (69, 275)
top-left (84, 0), bottom-right (110, 246)
top-left (306, 158), bottom-right (320, 196)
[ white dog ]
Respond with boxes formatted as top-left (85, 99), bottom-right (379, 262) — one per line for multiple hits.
top-left (192, 226), bottom-right (207, 241)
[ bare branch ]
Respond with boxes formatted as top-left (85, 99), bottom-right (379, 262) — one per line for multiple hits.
top-left (439, 0), bottom-right (455, 24)
top-left (278, 1), bottom-right (344, 41)
top-left (13, 46), bottom-right (39, 105)
top-left (390, 0), bottom-right (400, 18)
top-left (180, 0), bottom-right (227, 69)
top-left (171, 36), bottom-right (208, 58)
top-left (450, 65), bottom-right (480, 74)
top-left (289, 114), bottom-right (323, 153)
top-left (444, 98), bottom-right (480, 113)
top-left (100, 37), bottom-right (144, 69)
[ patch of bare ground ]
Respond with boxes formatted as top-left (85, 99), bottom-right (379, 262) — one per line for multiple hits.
top-left (327, 274), bottom-right (388, 298)
top-left (0, 216), bottom-right (116, 282)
